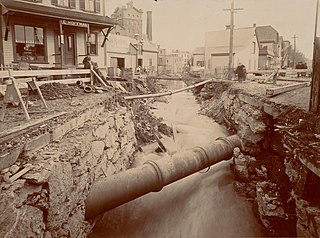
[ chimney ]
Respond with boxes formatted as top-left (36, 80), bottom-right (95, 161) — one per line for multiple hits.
top-left (146, 11), bottom-right (152, 41)
top-left (253, 23), bottom-right (256, 27)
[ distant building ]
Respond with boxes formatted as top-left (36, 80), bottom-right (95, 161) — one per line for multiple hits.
top-left (204, 26), bottom-right (259, 76)
top-left (0, 0), bottom-right (115, 68)
top-left (255, 25), bottom-right (281, 69)
top-left (192, 47), bottom-right (205, 67)
top-left (157, 47), bottom-right (167, 75)
top-left (110, 1), bottom-right (143, 38)
top-left (106, 33), bottom-right (158, 73)
top-left (165, 50), bottom-right (191, 74)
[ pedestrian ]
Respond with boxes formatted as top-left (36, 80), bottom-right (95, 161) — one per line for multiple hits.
top-left (235, 62), bottom-right (246, 82)
top-left (83, 56), bottom-right (92, 69)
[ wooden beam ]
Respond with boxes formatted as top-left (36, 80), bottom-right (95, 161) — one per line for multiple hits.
top-left (0, 69), bottom-right (90, 78)
top-left (266, 82), bottom-right (310, 97)
top-left (309, 37), bottom-right (320, 112)
top-left (0, 112), bottom-right (67, 141)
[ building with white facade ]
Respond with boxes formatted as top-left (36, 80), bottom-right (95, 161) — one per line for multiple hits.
top-left (0, 0), bottom-right (115, 69)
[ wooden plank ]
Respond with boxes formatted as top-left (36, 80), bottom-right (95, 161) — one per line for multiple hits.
top-left (32, 78), bottom-right (48, 109)
top-left (0, 111), bottom-right (67, 139)
top-left (12, 78), bottom-right (30, 121)
top-left (0, 69), bottom-right (91, 78)
top-left (91, 69), bottom-right (109, 87)
top-left (266, 82), bottom-right (310, 97)
top-left (8, 166), bottom-right (32, 183)
top-left (277, 77), bottom-right (311, 82)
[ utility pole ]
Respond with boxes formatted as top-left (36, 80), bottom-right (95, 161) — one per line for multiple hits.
top-left (309, 0), bottom-right (320, 112)
top-left (224, 0), bottom-right (243, 79)
top-left (292, 34), bottom-right (298, 68)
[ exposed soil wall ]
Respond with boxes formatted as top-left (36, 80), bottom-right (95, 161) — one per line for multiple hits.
top-left (196, 81), bottom-right (320, 237)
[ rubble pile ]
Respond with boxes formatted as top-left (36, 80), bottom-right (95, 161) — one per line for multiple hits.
top-left (39, 83), bottom-right (83, 100)
top-left (133, 101), bottom-right (172, 145)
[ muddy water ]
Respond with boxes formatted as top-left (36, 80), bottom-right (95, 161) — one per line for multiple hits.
top-left (90, 80), bottom-right (267, 238)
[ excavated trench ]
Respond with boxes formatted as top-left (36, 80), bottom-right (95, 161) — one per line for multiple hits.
top-left (90, 80), bottom-right (268, 237)
top-left (1, 78), bottom-right (320, 237)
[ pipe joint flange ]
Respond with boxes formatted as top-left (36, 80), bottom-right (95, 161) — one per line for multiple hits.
top-left (216, 136), bottom-right (237, 151)
top-left (144, 160), bottom-right (164, 192)
top-left (194, 146), bottom-right (211, 167)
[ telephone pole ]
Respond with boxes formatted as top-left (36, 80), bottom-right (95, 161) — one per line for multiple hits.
top-left (292, 34), bottom-right (298, 68)
top-left (224, 0), bottom-right (243, 79)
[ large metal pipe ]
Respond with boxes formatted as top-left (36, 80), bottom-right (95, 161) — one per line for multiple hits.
top-left (85, 135), bottom-right (241, 220)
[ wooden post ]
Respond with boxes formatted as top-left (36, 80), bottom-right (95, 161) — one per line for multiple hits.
top-left (59, 20), bottom-right (65, 69)
top-left (309, 37), bottom-right (320, 112)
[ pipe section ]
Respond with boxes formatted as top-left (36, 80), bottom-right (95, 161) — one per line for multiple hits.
top-left (85, 134), bottom-right (241, 220)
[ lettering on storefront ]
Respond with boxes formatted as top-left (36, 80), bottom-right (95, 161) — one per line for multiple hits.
top-left (61, 20), bottom-right (89, 28)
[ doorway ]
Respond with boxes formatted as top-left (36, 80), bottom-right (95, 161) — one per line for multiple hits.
top-left (64, 32), bottom-right (76, 66)
top-left (54, 31), bottom-right (76, 68)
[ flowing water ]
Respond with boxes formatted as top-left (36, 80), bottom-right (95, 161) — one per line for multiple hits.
top-left (90, 80), bottom-right (267, 238)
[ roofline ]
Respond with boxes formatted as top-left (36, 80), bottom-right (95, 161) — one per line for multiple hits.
top-left (0, 0), bottom-right (116, 28)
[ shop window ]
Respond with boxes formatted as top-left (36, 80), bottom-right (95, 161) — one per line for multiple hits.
top-left (86, 32), bottom-right (98, 55)
top-left (51, 0), bottom-right (75, 8)
top-left (80, 0), bottom-right (100, 13)
top-left (14, 24), bottom-right (45, 62)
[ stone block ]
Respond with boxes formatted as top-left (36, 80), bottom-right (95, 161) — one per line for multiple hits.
top-left (0, 146), bottom-right (23, 171)
top-left (263, 103), bottom-right (281, 117)
top-left (91, 141), bottom-right (105, 159)
top-left (0, 194), bottom-right (17, 238)
top-left (24, 133), bottom-right (51, 155)
top-left (47, 162), bottom-right (73, 234)
top-left (238, 93), bottom-right (264, 109)
top-left (5, 205), bottom-right (45, 238)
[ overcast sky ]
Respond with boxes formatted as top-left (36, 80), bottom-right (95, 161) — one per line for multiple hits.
top-left (105, 0), bottom-right (318, 59)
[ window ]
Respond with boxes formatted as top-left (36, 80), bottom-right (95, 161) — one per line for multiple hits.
top-left (86, 32), bottom-right (98, 55)
top-left (149, 58), bottom-right (152, 66)
top-left (51, 0), bottom-right (75, 8)
top-left (80, 0), bottom-right (100, 13)
top-left (23, 0), bottom-right (43, 2)
top-left (14, 24), bottom-right (45, 62)
top-left (252, 41), bottom-right (256, 54)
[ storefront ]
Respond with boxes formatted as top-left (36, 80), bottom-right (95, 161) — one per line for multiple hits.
top-left (0, 0), bottom-right (115, 68)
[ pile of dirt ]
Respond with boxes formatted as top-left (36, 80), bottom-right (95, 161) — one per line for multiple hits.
top-left (39, 83), bottom-right (83, 100)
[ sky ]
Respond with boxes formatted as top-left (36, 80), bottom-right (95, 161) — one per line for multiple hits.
top-left (105, 0), bottom-right (319, 59)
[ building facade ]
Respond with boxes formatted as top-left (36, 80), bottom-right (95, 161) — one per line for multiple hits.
top-left (165, 50), bottom-right (191, 74)
top-left (106, 33), bottom-right (158, 74)
top-left (0, 0), bottom-right (115, 69)
top-left (204, 26), bottom-right (259, 76)
top-left (110, 1), bottom-right (143, 39)
top-left (157, 47), bottom-right (167, 75)
top-left (256, 25), bottom-right (281, 70)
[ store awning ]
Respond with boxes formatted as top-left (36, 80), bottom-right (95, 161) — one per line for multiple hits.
top-left (0, 0), bottom-right (116, 29)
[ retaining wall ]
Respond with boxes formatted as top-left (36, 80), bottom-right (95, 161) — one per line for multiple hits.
top-left (198, 82), bottom-right (320, 237)
top-left (0, 103), bottom-right (137, 237)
